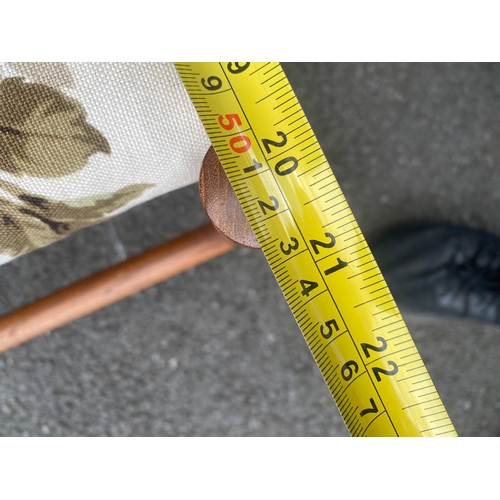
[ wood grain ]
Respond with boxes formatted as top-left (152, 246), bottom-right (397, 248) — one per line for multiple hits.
top-left (199, 146), bottom-right (260, 249)
top-left (0, 224), bottom-right (236, 353)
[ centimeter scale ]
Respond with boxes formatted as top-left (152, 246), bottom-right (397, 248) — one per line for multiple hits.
top-left (176, 62), bottom-right (457, 437)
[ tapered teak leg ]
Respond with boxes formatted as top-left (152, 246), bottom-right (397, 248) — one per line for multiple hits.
top-left (0, 224), bottom-right (236, 353)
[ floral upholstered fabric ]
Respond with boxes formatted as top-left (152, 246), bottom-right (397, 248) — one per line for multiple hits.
top-left (0, 63), bottom-right (210, 265)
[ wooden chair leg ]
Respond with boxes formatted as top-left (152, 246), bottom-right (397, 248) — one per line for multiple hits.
top-left (0, 224), bottom-right (236, 353)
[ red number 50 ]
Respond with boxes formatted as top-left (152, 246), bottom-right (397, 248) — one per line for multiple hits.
top-left (218, 113), bottom-right (251, 154)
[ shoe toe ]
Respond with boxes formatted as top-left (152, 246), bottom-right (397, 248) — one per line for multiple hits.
top-left (370, 223), bottom-right (500, 321)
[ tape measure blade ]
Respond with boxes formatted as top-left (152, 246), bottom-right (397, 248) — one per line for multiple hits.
top-left (176, 62), bottom-right (457, 437)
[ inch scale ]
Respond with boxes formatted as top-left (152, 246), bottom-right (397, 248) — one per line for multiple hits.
top-left (176, 62), bottom-right (457, 437)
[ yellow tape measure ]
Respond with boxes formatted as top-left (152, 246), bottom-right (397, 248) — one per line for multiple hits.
top-left (176, 62), bottom-right (457, 437)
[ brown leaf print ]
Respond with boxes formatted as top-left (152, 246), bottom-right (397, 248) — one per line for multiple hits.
top-left (0, 179), bottom-right (154, 257)
top-left (0, 77), bottom-right (110, 178)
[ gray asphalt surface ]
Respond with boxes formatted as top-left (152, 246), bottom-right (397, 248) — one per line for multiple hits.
top-left (0, 63), bottom-right (499, 436)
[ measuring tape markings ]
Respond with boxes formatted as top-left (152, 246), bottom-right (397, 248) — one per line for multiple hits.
top-left (176, 62), bottom-right (457, 437)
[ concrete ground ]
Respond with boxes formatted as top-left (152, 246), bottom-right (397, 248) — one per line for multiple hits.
top-left (0, 63), bottom-right (499, 436)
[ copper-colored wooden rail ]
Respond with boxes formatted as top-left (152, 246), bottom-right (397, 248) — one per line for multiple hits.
top-left (0, 224), bottom-right (236, 353)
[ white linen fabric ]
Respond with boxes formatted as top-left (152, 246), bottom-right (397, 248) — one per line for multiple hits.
top-left (0, 62), bottom-right (209, 264)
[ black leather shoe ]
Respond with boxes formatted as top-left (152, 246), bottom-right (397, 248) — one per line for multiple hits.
top-left (371, 223), bottom-right (500, 324)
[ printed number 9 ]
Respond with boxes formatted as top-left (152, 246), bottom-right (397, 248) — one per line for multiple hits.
top-left (201, 76), bottom-right (222, 91)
